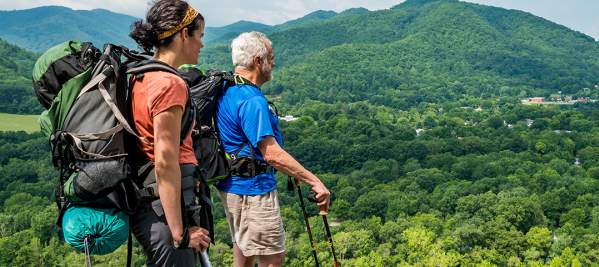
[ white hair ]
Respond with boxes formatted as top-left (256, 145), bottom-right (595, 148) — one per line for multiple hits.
top-left (231, 31), bottom-right (272, 68)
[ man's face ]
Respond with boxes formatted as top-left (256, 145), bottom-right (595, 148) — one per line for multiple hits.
top-left (260, 42), bottom-right (275, 82)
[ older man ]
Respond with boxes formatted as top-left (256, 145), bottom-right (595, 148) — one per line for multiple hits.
top-left (216, 31), bottom-right (331, 267)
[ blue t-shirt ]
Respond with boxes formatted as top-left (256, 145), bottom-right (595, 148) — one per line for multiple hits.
top-left (215, 83), bottom-right (283, 195)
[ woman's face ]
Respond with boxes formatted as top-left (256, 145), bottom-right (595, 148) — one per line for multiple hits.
top-left (183, 22), bottom-right (205, 64)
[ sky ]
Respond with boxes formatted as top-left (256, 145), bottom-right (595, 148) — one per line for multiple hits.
top-left (0, 0), bottom-right (597, 40)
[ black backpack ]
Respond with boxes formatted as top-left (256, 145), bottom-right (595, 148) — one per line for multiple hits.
top-left (179, 66), bottom-right (276, 184)
top-left (178, 66), bottom-right (235, 184)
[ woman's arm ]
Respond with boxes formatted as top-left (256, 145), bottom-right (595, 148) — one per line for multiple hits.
top-left (153, 106), bottom-right (211, 250)
top-left (153, 106), bottom-right (184, 242)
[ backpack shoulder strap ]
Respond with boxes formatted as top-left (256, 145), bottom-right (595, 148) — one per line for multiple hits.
top-left (127, 60), bottom-right (195, 145)
top-left (126, 60), bottom-right (180, 78)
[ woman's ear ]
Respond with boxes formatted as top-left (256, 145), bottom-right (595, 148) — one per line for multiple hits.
top-left (180, 27), bottom-right (189, 42)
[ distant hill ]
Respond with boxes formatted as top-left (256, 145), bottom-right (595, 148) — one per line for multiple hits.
top-left (274, 10), bottom-right (338, 31)
top-left (2, 0), bottom-right (599, 114)
top-left (0, 38), bottom-right (40, 114)
top-left (205, 10), bottom-right (342, 44)
top-left (0, 39), bottom-right (37, 78)
top-left (0, 6), bottom-right (138, 52)
top-left (0, 6), bottom-right (278, 50)
top-left (200, 0), bottom-right (599, 108)
top-left (205, 21), bottom-right (272, 44)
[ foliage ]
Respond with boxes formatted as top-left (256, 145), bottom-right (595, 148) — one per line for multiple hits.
top-left (0, 39), bottom-right (41, 114)
top-left (0, 113), bottom-right (40, 133)
top-left (2, 0), bottom-right (599, 265)
top-left (1, 99), bottom-right (599, 265)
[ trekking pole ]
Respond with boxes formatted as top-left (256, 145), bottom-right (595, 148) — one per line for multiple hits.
top-left (290, 176), bottom-right (320, 267)
top-left (320, 210), bottom-right (340, 267)
top-left (190, 185), bottom-right (213, 267)
top-left (198, 250), bottom-right (212, 267)
top-left (84, 235), bottom-right (93, 267)
top-left (308, 192), bottom-right (340, 267)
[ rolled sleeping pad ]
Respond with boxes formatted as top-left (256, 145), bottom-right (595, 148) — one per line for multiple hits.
top-left (62, 205), bottom-right (129, 255)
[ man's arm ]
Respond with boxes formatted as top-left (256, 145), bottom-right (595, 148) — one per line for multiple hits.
top-left (259, 136), bottom-right (331, 208)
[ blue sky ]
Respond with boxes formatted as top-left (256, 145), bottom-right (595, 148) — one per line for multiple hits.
top-left (0, 0), bottom-right (597, 39)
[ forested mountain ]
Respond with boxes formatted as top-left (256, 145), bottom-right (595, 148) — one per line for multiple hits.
top-left (204, 20), bottom-right (272, 43)
top-left (273, 10), bottom-right (338, 32)
top-left (201, 0), bottom-right (599, 108)
top-left (0, 6), bottom-right (275, 51)
top-left (2, 0), bottom-right (599, 266)
top-left (0, 6), bottom-right (138, 51)
top-left (0, 39), bottom-right (40, 114)
top-left (0, 6), bottom-right (273, 114)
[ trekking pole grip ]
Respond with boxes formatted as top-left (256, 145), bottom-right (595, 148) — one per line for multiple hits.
top-left (307, 191), bottom-right (330, 215)
top-left (319, 206), bottom-right (328, 216)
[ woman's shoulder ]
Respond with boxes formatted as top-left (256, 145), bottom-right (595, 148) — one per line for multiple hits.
top-left (141, 71), bottom-right (187, 88)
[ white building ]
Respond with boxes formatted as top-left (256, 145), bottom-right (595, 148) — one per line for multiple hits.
top-left (280, 115), bottom-right (298, 122)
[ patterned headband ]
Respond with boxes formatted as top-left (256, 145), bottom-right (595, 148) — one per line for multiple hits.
top-left (158, 6), bottom-right (200, 40)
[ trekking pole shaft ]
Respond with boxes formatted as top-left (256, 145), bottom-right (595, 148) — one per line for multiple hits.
top-left (321, 215), bottom-right (340, 267)
top-left (294, 178), bottom-right (320, 267)
top-left (84, 235), bottom-right (93, 267)
top-left (198, 250), bottom-right (212, 267)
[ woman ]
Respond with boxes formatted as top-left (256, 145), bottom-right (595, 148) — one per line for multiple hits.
top-left (129, 0), bottom-right (210, 265)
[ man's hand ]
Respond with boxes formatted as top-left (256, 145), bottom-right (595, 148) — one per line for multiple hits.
top-left (311, 180), bottom-right (331, 212)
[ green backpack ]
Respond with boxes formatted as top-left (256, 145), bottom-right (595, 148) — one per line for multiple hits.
top-left (32, 40), bottom-right (195, 261)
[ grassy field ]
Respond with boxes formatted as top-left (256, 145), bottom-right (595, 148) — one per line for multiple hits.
top-left (0, 113), bottom-right (40, 133)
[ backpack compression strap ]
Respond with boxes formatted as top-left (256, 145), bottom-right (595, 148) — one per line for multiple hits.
top-left (127, 60), bottom-right (196, 145)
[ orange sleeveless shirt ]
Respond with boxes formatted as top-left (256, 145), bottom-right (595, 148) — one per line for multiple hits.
top-left (131, 71), bottom-right (197, 165)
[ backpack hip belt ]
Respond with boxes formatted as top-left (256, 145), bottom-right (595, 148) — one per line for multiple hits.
top-left (137, 176), bottom-right (197, 201)
top-left (137, 164), bottom-right (198, 201)
top-left (228, 157), bottom-right (272, 177)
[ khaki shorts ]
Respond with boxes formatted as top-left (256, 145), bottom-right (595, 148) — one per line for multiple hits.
top-left (218, 190), bottom-right (286, 256)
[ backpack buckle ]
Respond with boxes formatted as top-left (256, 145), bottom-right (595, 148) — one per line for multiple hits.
top-left (234, 75), bottom-right (245, 85)
top-left (228, 153), bottom-right (236, 160)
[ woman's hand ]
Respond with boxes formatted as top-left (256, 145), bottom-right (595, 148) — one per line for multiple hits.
top-left (188, 226), bottom-right (211, 252)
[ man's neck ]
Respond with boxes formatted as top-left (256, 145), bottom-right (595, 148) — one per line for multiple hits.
top-left (234, 67), bottom-right (264, 87)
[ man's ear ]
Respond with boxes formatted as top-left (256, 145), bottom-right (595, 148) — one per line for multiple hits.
top-left (253, 56), bottom-right (262, 67)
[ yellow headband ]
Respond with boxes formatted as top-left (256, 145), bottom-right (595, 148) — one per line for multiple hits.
top-left (158, 6), bottom-right (200, 40)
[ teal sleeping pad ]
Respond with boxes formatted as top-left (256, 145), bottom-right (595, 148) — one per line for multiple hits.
top-left (62, 205), bottom-right (129, 255)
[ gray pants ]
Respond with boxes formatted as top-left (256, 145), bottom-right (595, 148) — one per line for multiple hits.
top-left (131, 165), bottom-right (198, 266)
top-left (131, 199), bottom-right (197, 266)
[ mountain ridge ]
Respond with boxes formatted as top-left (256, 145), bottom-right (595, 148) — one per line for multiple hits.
top-left (0, 6), bottom-right (138, 51)
top-left (0, 1), bottom-right (598, 114)
top-left (240, 0), bottom-right (598, 107)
